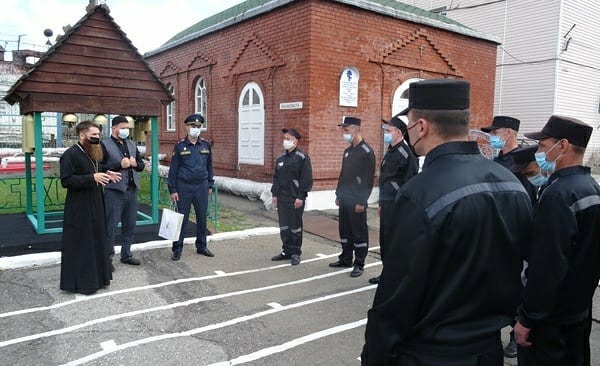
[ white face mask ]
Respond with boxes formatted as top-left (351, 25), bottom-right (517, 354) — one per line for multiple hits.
top-left (118, 128), bottom-right (129, 139)
top-left (283, 140), bottom-right (295, 150)
top-left (189, 127), bottom-right (201, 138)
top-left (343, 133), bottom-right (353, 143)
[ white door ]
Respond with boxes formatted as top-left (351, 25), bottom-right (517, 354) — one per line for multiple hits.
top-left (238, 82), bottom-right (265, 165)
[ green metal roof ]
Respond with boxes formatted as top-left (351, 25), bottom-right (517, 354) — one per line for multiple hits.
top-left (147, 0), bottom-right (496, 57)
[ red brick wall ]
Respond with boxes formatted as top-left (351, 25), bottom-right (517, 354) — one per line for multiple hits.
top-left (146, 0), bottom-right (497, 189)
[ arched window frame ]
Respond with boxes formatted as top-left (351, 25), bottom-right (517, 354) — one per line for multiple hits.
top-left (166, 84), bottom-right (176, 131)
top-left (194, 77), bottom-right (208, 129)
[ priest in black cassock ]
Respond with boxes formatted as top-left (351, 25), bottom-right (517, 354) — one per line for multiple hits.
top-left (59, 120), bottom-right (121, 295)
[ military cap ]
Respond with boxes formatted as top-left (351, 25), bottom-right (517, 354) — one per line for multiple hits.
top-left (184, 113), bottom-right (205, 125)
top-left (398, 79), bottom-right (470, 116)
top-left (338, 116), bottom-right (361, 127)
top-left (282, 128), bottom-right (301, 140)
top-left (111, 115), bottom-right (128, 126)
top-left (508, 144), bottom-right (538, 173)
top-left (481, 116), bottom-right (520, 133)
top-left (524, 115), bottom-right (592, 148)
top-left (381, 115), bottom-right (408, 135)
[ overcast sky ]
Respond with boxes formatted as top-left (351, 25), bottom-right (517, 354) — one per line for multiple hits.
top-left (0, 0), bottom-right (245, 54)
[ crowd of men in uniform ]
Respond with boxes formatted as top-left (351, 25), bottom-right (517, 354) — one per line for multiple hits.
top-left (58, 78), bottom-right (599, 366)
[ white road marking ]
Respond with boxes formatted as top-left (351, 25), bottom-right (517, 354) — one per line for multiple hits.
top-left (60, 286), bottom-right (375, 366)
top-left (0, 262), bottom-right (381, 348)
top-left (100, 340), bottom-right (117, 351)
top-left (267, 302), bottom-right (282, 309)
top-left (0, 246), bottom-right (380, 320)
top-left (315, 253), bottom-right (329, 258)
top-left (214, 271), bottom-right (226, 275)
top-left (208, 319), bottom-right (368, 365)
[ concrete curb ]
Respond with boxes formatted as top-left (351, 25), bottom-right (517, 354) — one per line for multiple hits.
top-left (0, 227), bottom-right (279, 271)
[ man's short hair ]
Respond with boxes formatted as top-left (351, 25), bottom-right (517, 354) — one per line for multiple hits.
top-left (75, 120), bottom-right (100, 134)
top-left (411, 109), bottom-right (470, 138)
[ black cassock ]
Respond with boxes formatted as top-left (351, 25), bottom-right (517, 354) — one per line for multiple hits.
top-left (59, 144), bottom-right (111, 294)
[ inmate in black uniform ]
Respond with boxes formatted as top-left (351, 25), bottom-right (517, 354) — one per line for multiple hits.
top-left (271, 148), bottom-right (313, 257)
top-left (518, 166), bottom-right (600, 366)
top-left (362, 141), bottom-right (533, 365)
top-left (335, 139), bottom-right (375, 268)
top-left (378, 140), bottom-right (418, 262)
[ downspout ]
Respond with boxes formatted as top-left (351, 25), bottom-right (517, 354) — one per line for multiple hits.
top-left (552, 0), bottom-right (565, 114)
top-left (497, 0), bottom-right (509, 114)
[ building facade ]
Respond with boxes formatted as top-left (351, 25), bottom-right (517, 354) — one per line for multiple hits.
top-left (408, 0), bottom-right (600, 163)
top-left (145, 0), bottom-right (499, 204)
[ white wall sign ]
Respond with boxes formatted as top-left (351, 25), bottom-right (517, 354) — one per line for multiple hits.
top-left (279, 102), bottom-right (303, 110)
top-left (339, 67), bottom-right (359, 107)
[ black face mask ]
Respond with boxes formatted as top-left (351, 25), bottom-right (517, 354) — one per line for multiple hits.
top-left (88, 137), bottom-right (101, 145)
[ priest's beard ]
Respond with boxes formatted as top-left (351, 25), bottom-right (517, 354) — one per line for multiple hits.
top-left (81, 139), bottom-right (104, 162)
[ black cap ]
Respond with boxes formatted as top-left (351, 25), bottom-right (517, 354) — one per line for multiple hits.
top-left (382, 115), bottom-right (408, 135)
top-left (338, 116), bottom-right (361, 127)
top-left (524, 115), bottom-right (592, 148)
top-left (508, 144), bottom-right (538, 173)
top-left (111, 115), bottom-right (128, 126)
top-left (398, 79), bottom-right (470, 116)
top-left (282, 128), bottom-right (301, 139)
top-left (184, 113), bottom-right (205, 125)
top-left (481, 116), bottom-right (520, 133)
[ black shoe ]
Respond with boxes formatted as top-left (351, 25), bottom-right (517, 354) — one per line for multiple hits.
top-left (504, 333), bottom-right (517, 358)
top-left (171, 252), bottom-right (181, 261)
top-left (368, 276), bottom-right (380, 284)
top-left (291, 255), bottom-right (301, 265)
top-left (110, 263), bottom-right (115, 273)
top-left (197, 248), bottom-right (214, 257)
top-left (350, 265), bottom-right (364, 277)
top-left (272, 253), bottom-right (291, 261)
top-left (329, 260), bottom-right (352, 268)
top-left (120, 256), bottom-right (141, 265)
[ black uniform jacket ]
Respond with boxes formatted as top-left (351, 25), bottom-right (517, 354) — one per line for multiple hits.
top-left (379, 140), bottom-right (418, 203)
top-left (496, 148), bottom-right (538, 204)
top-left (362, 142), bottom-right (533, 364)
top-left (271, 148), bottom-right (313, 202)
top-left (335, 139), bottom-right (376, 206)
top-left (519, 166), bottom-right (600, 328)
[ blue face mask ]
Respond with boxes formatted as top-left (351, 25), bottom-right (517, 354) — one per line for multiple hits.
top-left (535, 141), bottom-right (561, 172)
top-left (343, 133), bottom-right (353, 143)
top-left (489, 135), bottom-right (505, 149)
top-left (527, 172), bottom-right (548, 187)
top-left (383, 133), bottom-right (393, 144)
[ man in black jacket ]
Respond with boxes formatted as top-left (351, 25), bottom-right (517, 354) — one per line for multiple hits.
top-left (515, 115), bottom-right (599, 366)
top-left (361, 79), bottom-right (533, 365)
top-left (330, 116), bottom-right (376, 278)
top-left (270, 128), bottom-right (313, 266)
top-left (368, 116), bottom-right (418, 284)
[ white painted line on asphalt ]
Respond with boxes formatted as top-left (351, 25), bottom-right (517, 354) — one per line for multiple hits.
top-left (0, 262), bottom-right (381, 349)
top-left (100, 340), bottom-right (117, 351)
top-left (267, 302), bottom-right (282, 309)
top-left (214, 271), bottom-right (226, 275)
top-left (0, 246), bottom-right (380, 320)
top-left (209, 318), bottom-right (368, 365)
top-left (60, 285), bottom-right (376, 366)
top-left (0, 227), bottom-right (281, 271)
top-left (315, 253), bottom-right (329, 258)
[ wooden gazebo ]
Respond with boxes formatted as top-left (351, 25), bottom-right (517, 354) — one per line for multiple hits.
top-left (3, 4), bottom-right (173, 234)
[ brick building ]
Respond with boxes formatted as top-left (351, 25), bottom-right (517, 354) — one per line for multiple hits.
top-left (145, 0), bottom-right (498, 207)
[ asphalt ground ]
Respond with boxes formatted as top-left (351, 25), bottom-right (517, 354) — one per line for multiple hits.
top-left (0, 192), bottom-right (598, 365)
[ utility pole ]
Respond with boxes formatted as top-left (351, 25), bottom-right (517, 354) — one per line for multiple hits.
top-left (17, 34), bottom-right (26, 51)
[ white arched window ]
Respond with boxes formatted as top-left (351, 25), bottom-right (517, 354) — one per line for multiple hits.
top-left (195, 78), bottom-right (207, 128)
top-left (166, 84), bottom-right (176, 131)
top-left (392, 78), bottom-right (423, 123)
top-left (238, 82), bottom-right (264, 165)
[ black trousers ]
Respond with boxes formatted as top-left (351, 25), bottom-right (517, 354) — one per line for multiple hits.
top-left (517, 319), bottom-right (588, 366)
top-left (277, 198), bottom-right (304, 256)
top-left (338, 199), bottom-right (369, 267)
top-left (389, 335), bottom-right (503, 366)
top-left (379, 200), bottom-right (393, 264)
